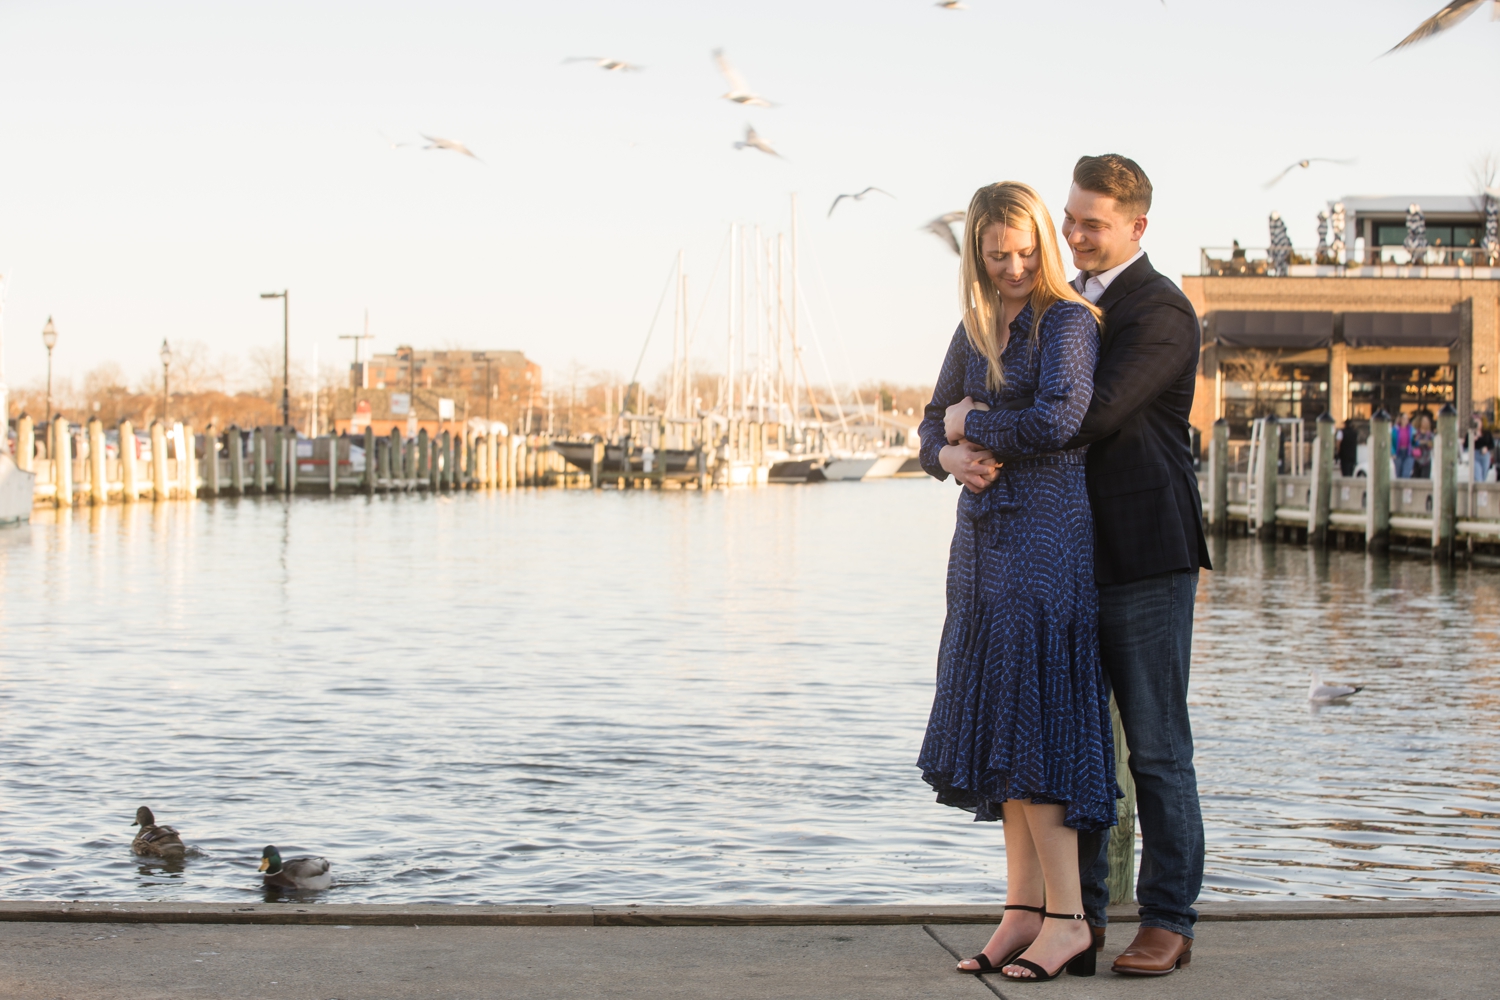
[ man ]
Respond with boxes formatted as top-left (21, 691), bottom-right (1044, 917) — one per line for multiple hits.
top-left (1063, 154), bottom-right (1210, 976)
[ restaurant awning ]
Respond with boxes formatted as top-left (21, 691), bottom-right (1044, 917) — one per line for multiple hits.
top-left (1344, 312), bottom-right (1460, 348)
top-left (1209, 311), bottom-right (1334, 349)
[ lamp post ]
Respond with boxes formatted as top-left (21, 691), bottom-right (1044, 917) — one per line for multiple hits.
top-left (41, 317), bottom-right (58, 423)
top-left (260, 290), bottom-right (289, 426)
top-left (159, 339), bottom-right (173, 423)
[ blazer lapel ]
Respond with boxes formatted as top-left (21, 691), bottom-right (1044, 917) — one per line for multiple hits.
top-left (1095, 253), bottom-right (1156, 316)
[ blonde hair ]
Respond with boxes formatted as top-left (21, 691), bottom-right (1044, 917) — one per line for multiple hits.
top-left (960, 181), bottom-right (1101, 391)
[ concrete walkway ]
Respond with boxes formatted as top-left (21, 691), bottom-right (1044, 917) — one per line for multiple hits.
top-left (0, 907), bottom-right (1491, 999)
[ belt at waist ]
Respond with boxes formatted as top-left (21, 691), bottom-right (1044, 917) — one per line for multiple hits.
top-left (1001, 452), bottom-right (1086, 469)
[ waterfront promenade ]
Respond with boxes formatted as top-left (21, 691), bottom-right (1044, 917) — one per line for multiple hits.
top-left (0, 902), bottom-right (1490, 998)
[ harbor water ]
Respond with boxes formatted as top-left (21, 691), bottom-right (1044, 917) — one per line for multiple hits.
top-left (1, 480), bottom-right (1497, 904)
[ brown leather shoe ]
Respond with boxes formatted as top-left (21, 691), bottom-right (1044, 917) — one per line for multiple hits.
top-left (1110, 926), bottom-right (1191, 976)
top-left (1092, 925), bottom-right (1106, 952)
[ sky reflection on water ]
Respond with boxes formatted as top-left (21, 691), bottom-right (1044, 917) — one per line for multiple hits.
top-left (0, 482), bottom-right (1496, 904)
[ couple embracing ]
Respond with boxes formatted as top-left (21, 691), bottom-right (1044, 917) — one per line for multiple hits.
top-left (917, 154), bottom-right (1211, 982)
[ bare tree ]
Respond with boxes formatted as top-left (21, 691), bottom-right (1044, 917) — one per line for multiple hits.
top-left (1222, 350), bottom-right (1285, 418)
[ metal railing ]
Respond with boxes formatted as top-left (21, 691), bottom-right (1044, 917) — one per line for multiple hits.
top-left (1200, 246), bottom-right (1500, 277)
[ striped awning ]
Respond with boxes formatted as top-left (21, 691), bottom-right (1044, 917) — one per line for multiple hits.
top-left (1344, 312), bottom-right (1460, 348)
top-left (1209, 311), bottom-right (1334, 349)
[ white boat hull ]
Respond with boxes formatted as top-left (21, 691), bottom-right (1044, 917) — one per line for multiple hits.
top-left (822, 457), bottom-right (879, 481)
top-left (0, 454), bottom-right (35, 526)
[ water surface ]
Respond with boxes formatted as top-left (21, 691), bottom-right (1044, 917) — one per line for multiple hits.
top-left (1, 482), bottom-right (1496, 904)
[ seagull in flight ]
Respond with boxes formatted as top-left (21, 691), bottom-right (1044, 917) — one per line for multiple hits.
top-left (1385, 0), bottom-right (1495, 54)
top-left (733, 125), bottom-right (781, 158)
top-left (828, 187), bottom-right (895, 217)
top-left (935, 1), bottom-right (967, 8)
top-left (1308, 671), bottom-right (1364, 703)
top-left (422, 135), bottom-right (482, 162)
top-left (713, 49), bottom-right (775, 107)
top-left (923, 211), bottom-right (966, 255)
top-left (1263, 157), bottom-right (1354, 189)
top-left (563, 56), bottom-right (643, 72)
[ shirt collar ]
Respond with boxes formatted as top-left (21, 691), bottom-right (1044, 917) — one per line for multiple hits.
top-left (1075, 249), bottom-right (1145, 304)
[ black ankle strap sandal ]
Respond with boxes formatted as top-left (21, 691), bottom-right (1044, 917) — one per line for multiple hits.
top-left (999, 912), bottom-right (1098, 982)
top-left (955, 904), bottom-right (1044, 975)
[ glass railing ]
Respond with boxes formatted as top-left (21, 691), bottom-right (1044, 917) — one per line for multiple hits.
top-left (1201, 246), bottom-right (1500, 276)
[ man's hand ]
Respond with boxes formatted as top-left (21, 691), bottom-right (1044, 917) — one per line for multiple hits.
top-left (939, 439), bottom-right (1000, 493)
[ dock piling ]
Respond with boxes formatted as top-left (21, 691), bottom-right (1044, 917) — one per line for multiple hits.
top-left (1253, 417), bottom-right (1279, 535)
top-left (253, 428), bottom-right (268, 493)
top-left (1433, 404), bottom-right (1457, 559)
top-left (1309, 412), bottom-right (1334, 546)
top-left (53, 417), bottom-right (73, 507)
top-left (88, 418), bottom-right (107, 506)
top-left (16, 414), bottom-right (34, 473)
top-left (150, 421), bottom-right (168, 501)
top-left (227, 426), bottom-right (244, 495)
top-left (1209, 418), bottom-right (1229, 534)
top-left (120, 420), bottom-right (138, 503)
top-left (204, 426), bottom-right (220, 497)
top-left (591, 440), bottom-right (605, 489)
top-left (364, 427), bottom-right (377, 494)
top-left (273, 428), bottom-right (288, 494)
top-left (1367, 410), bottom-right (1392, 551)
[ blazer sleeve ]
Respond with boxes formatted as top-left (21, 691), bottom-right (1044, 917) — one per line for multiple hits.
top-left (1062, 291), bottom-right (1199, 449)
top-left (961, 304), bottom-right (1098, 459)
top-left (918, 324), bottom-right (970, 480)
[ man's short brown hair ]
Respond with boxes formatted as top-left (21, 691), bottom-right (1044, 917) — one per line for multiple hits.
top-left (1073, 154), bottom-right (1152, 216)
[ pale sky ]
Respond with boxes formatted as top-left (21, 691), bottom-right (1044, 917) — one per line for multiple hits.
top-left (1, 0), bottom-right (1495, 395)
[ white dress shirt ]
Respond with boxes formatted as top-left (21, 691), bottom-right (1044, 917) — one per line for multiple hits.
top-left (1074, 249), bottom-right (1145, 304)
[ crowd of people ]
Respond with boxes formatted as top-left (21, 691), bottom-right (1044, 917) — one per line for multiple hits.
top-left (1336, 412), bottom-right (1495, 481)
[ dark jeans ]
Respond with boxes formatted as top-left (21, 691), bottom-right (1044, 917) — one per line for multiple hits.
top-left (1078, 569), bottom-right (1203, 939)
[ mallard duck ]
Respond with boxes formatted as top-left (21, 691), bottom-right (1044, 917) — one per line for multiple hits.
top-left (258, 845), bottom-right (332, 890)
top-left (131, 806), bottom-right (185, 859)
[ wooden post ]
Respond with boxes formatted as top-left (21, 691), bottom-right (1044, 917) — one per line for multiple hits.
top-left (273, 427), bottom-right (288, 494)
top-left (286, 429), bottom-right (298, 493)
top-left (364, 427), bottom-right (376, 494)
top-left (404, 435), bottom-right (416, 489)
top-left (88, 418), bottom-right (108, 506)
top-left (253, 427), bottom-right (268, 493)
top-left (591, 440), bottom-right (605, 489)
top-left (226, 426), bottom-right (244, 495)
top-left (54, 417), bottom-right (73, 507)
top-left (1254, 418), bottom-right (1279, 536)
top-left (1433, 403), bottom-right (1458, 559)
top-left (16, 414), bottom-right (34, 473)
top-left (431, 431), bottom-right (444, 491)
top-left (1208, 418), bottom-right (1229, 534)
top-left (440, 430), bottom-right (453, 490)
top-left (1309, 412), bottom-right (1334, 546)
top-left (328, 436), bottom-right (339, 493)
top-left (463, 432), bottom-right (475, 488)
top-left (1367, 409), bottom-right (1392, 551)
top-left (204, 426), bottom-right (221, 497)
top-left (150, 420), bottom-right (169, 501)
top-left (1107, 696), bottom-right (1137, 905)
top-left (176, 424), bottom-right (195, 499)
top-left (417, 429), bottom-right (430, 488)
top-left (120, 420), bottom-right (138, 503)
top-left (516, 437), bottom-right (528, 488)
top-left (696, 445), bottom-right (709, 489)
top-left (386, 428), bottom-right (400, 488)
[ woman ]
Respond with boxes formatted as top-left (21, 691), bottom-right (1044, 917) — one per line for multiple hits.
top-left (1411, 412), bottom-right (1434, 479)
top-left (917, 182), bottom-right (1116, 983)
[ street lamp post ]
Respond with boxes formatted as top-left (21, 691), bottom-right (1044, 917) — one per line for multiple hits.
top-left (260, 290), bottom-right (289, 426)
top-left (159, 339), bottom-right (173, 423)
top-left (41, 317), bottom-right (58, 423)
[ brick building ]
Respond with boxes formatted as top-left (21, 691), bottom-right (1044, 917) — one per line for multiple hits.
top-left (350, 347), bottom-right (542, 432)
top-left (1184, 194), bottom-right (1500, 446)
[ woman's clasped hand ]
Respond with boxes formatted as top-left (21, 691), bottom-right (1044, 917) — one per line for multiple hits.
top-left (939, 396), bottom-right (997, 493)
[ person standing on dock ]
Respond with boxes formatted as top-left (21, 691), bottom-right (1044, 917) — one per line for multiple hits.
top-left (939, 155), bottom-right (1211, 977)
top-left (918, 181), bottom-right (1115, 983)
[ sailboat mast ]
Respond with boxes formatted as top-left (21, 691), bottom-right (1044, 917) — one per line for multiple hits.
top-left (790, 194), bottom-right (801, 444)
top-left (727, 222), bottom-right (736, 422)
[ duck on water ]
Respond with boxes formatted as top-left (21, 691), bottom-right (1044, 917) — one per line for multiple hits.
top-left (259, 846), bottom-right (333, 890)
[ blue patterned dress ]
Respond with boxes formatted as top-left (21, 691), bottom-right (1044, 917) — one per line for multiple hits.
top-left (916, 300), bottom-right (1118, 832)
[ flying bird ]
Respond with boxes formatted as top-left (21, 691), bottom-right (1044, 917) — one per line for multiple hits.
top-left (923, 211), bottom-right (966, 255)
top-left (828, 187), bottom-right (895, 217)
top-left (713, 49), bottom-right (775, 107)
top-left (421, 134), bottom-right (482, 162)
top-left (1308, 671), bottom-right (1364, 703)
top-left (1385, 0), bottom-right (1494, 54)
top-left (935, 1), bottom-right (967, 8)
top-left (563, 56), bottom-right (642, 72)
top-left (1263, 157), bottom-right (1355, 189)
top-left (733, 125), bottom-right (781, 158)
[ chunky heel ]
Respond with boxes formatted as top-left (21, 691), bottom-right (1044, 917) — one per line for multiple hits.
top-left (1066, 945), bottom-right (1096, 977)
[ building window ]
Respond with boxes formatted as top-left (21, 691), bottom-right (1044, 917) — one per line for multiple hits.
top-left (1220, 360), bottom-right (1329, 438)
top-left (1347, 365), bottom-right (1454, 420)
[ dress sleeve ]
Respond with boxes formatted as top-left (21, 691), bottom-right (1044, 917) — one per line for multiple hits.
top-left (961, 303), bottom-right (1098, 459)
top-left (919, 324), bottom-right (970, 480)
